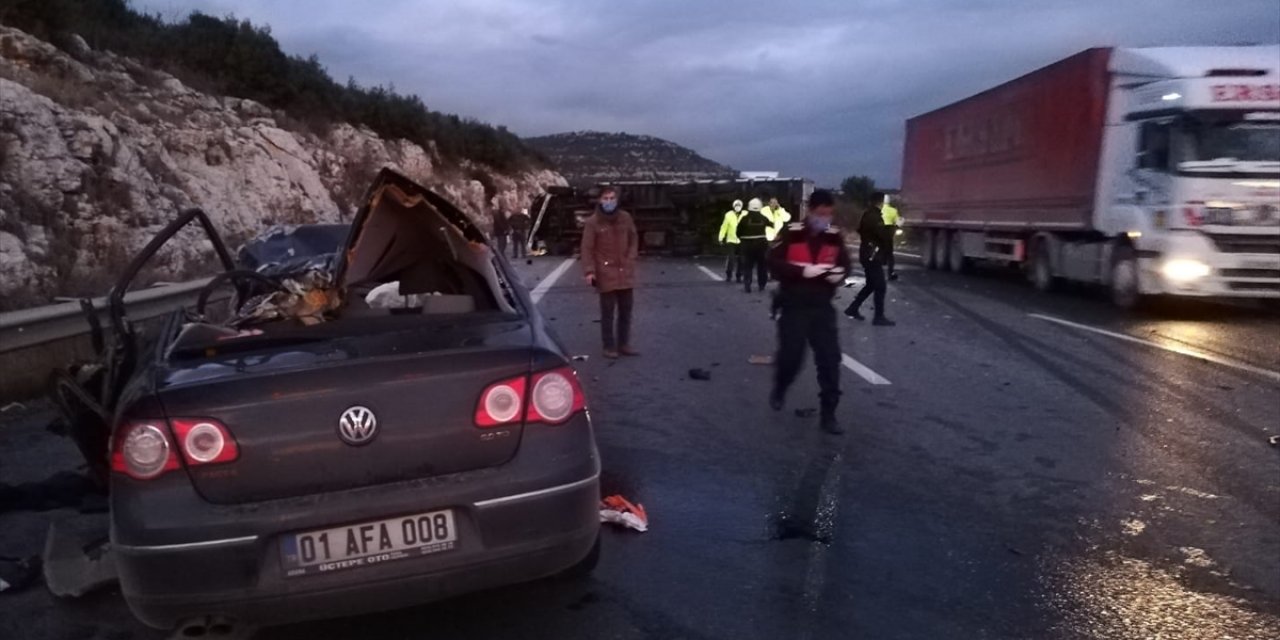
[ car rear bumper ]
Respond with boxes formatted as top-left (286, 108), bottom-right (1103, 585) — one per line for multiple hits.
top-left (112, 414), bottom-right (600, 629)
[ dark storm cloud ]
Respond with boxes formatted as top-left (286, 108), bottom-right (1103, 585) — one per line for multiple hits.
top-left (134, 0), bottom-right (1280, 185)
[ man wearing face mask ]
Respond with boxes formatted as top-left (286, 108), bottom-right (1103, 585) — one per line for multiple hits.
top-left (581, 186), bottom-right (640, 359)
top-left (767, 189), bottom-right (850, 435)
top-left (718, 199), bottom-right (745, 282)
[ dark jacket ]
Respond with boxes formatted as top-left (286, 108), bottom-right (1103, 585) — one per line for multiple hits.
top-left (508, 212), bottom-right (531, 233)
top-left (857, 206), bottom-right (891, 264)
top-left (768, 222), bottom-right (853, 307)
top-left (580, 209), bottom-right (639, 292)
top-left (736, 208), bottom-right (772, 241)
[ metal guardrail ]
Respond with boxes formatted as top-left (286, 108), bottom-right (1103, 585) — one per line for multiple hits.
top-left (0, 279), bottom-right (212, 354)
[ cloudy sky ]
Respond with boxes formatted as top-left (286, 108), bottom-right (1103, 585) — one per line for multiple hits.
top-left (132, 0), bottom-right (1279, 186)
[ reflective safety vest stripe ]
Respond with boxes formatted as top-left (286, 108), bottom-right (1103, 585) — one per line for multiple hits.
top-left (718, 211), bottom-right (742, 244)
top-left (882, 204), bottom-right (900, 226)
top-left (763, 207), bottom-right (791, 241)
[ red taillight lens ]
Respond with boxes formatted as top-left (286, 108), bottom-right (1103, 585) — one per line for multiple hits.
top-left (110, 422), bottom-right (180, 480)
top-left (529, 368), bottom-right (586, 424)
top-left (474, 366), bottom-right (587, 427)
top-left (172, 419), bottom-right (239, 465)
top-left (475, 376), bottom-right (528, 427)
top-left (110, 418), bottom-right (238, 480)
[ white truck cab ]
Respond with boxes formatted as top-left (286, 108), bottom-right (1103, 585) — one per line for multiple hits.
top-left (1101, 47), bottom-right (1280, 304)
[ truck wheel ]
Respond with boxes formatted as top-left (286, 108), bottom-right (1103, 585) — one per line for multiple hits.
top-left (1110, 247), bottom-right (1142, 310)
top-left (1032, 242), bottom-right (1056, 292)
top-left (948, 232), bottom-right (968, 273)
top-left (932, 231), bottom-right (950, 271)
top-left (922, 230), bottom-right (938, 270)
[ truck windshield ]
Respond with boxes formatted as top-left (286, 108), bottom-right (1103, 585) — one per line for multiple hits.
top-left (1178, 117), bottom-right (1280, 170)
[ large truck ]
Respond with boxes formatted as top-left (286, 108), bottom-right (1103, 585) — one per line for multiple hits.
top-left (527, 177), bottom-right (813, 256)
top-left (901, 46), bottom-right (1280, 307)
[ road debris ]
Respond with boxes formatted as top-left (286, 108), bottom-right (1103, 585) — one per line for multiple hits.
top-left (1269, 435), bottom-right (1279, 447)
top-left (688, 368), bottom-right (712, 381)
top-left (42, 521), bottom-right (117, 598)
top-left (0, 402), bottom-right (26, 413)
top-left (600, 495), bottom-right (648, 532)
top-left (749, 355), bottom-right (774, 365)
top-left (571, 355), bottom-right (590, 362)
top-left (0, 555), bottom-right (41, 594)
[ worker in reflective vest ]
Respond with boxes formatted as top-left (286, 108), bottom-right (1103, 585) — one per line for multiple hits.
top-left (762, 197), bottom-right (791, 242)
top-left (881, 196), bottom-right (901, 280)
top-left (718, 199), bottom-right (745, 282)
top-left (736, 198), bottom-right (773, 293)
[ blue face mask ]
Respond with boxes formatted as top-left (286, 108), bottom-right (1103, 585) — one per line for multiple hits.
top-left (601, 201), bottom-right (618, 214)
top-left (807, 216), bottom-right (831, 232)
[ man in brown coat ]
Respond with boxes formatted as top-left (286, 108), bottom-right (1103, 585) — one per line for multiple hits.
top-left (581, 186), bottom-right (639, 359)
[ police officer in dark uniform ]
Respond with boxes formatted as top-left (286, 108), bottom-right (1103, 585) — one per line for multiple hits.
top-left (844, 191), bottom-right (896, 326)
top-left (767, 189), bottom-right (851, 435)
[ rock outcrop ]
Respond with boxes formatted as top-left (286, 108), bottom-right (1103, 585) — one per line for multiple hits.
top-left (0, 26), bottom-right (564, 309)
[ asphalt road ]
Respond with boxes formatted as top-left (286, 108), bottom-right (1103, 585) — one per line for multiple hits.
top-left (2, 253), bottom-right (1278, 639)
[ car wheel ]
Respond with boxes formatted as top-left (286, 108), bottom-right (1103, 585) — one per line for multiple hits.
top-left (1032, 242), bottom-right (1056, 292)
top-left (557, 533), bottom-right (600, 580)
top-left (1110, 247), bottom-right (1142, 310)
top-left (948, 231), bottom-right (968, 273)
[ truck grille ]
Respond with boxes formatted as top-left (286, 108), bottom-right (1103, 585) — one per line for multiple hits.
top-left (1207, 234), bottom-right (1280, 254)
top-left (1219, 268), bottom-right (1280, 279)
top-left (1228, 281), bottom-right (1280, 292)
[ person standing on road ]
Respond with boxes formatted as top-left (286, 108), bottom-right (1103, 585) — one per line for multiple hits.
top-left (718, 199), bottom-right (745, 282)
top-left (581, 187), bottom-right (640, 359)
top-left (492, 209), bottom-right (510, 258)
top-left (736, 198), bottom-right (772, 293)
top-left (844, 192), bottom-right (896, 326)
top-left (508, 208), bottom-right (532, 260)
top-left (767, 189), bottom-right (850, 435)
top-left (763, 196), bottom-right (791, 242)
top-left (881, 196), bottom-right (901, 281)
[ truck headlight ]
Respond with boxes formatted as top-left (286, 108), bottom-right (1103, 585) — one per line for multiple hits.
top-left (1161, 259), bottom-right (1211, 282)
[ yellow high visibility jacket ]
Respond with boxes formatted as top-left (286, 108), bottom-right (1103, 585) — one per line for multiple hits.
top-left (882, 204), bottom-right (901, 227)
top-left (763, 206), bottom-right (791, 241)
top-left (718, 210), bottom-right (742, 244)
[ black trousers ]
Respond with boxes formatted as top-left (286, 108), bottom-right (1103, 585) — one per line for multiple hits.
top-left (599, 288), bottom-right (634, 350)
top-left (849, 261), bottom-right (887, 317)
top-left (496, 233), bottom-right (508, 257)
top-left (740, 239), bottom-right (768, 291)
top-left (511, 233), bottom-right (527, 259)
top-left (724, 243), bottom-right (742, 281)
top-left (774, 303), bottom-right (841, 411)
top-left (885, 230), bottom-right (897, 275)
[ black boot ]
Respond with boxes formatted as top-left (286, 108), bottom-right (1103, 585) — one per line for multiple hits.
top-left (873, 316), bottom-right (896, 327)
top-left (844, 306), bottom-right (865, 321)
top-left (819, 411), bottom-right (843, 435)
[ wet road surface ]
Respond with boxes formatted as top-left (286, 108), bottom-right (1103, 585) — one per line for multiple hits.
top-left (1, 254), bottom-right (1277, 639)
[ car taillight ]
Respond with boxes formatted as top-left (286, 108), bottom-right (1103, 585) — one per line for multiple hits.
top-left (111, 422), bottom-right (180, 480)
top-left (475, 376), bottom-right (528, 427)
top-left (529, 368), bottom-right (586, 424)
top-left (110, 418), bottom-right (238, 480)
top-left (172, 419), bottom-right (239, 465)
top-left (474, 367), bottom-right (586, 427)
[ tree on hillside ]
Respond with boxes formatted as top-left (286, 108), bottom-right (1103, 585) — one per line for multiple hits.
top-left (839, 175), bottom-right (877, 205)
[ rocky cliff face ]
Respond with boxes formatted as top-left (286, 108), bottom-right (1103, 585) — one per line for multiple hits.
top-left (0, 26), bottom-right (565, 310)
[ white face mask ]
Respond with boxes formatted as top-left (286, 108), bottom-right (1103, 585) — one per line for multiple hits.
top-left (733, 204), bottom-right (743, 212)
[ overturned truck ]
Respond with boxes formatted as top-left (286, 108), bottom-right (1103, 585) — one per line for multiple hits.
top-left (526, 177), bottom-right (814, 256)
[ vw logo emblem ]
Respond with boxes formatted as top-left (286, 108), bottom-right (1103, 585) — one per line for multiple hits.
top-left (337, 406), bottom-right (378, 446)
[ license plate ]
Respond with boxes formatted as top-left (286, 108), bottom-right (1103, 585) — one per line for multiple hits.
top-left (280, 510), bottom-right (457, 577)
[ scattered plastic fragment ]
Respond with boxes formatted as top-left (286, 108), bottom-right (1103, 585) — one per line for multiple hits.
top-left (571, 355), bottom-right (590, 362)
top-left (42, 522), bottom-right (116, 598)
top-left (600, 495), bottom-right (648, 532)
top-left (0, 556), bottom-right (41, 594)
top-left (1269, 435), bottom-right (1280, 447)
top-left (688, 368), bottom-right (712, 381)
top-left (749, 355), bottom-right (774, 365)
top-left (0, 402), bottom-right (25, 413)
